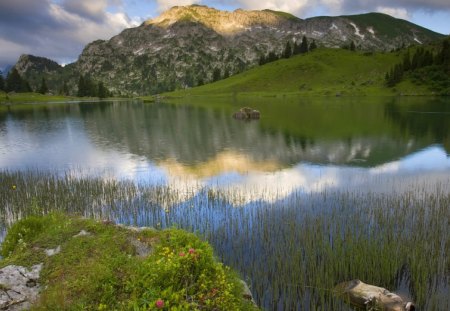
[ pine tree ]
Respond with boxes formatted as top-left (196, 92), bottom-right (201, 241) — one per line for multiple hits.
top-left (212, 68), bottom-right (221, 82)
top-left (283, 41), bottom-right (292, 59)
top-left (267, 52), bottom-right (278, 63)
top-left (77, 75), bottom-right (85, 97)
top-left (350, 41), bottom-right (356, 51)
top-left (5, 68), bottom-right (30, 92)
top-left (300, 36), bottom-right (309, 54)
top-left (309, 40), bottom-right (317, 51)
top-left (38, 77), bottom-right (48, 94)
top-left (59, 81), bottom-right (69, 96)
top-left (98, 82), bottom-right (107, 98)
top-left (0, 71), bottom-right (4, 91)
top-left (259, 55), bottom-right (267, 65)
top-left (402, 51), bottom-right (411, 71)
top-left (438, 39), bottom-right (450, 71)
top-left (223, 68), bottom-right (230, 79)
top-left (293, 41), bottom-right (301, 55)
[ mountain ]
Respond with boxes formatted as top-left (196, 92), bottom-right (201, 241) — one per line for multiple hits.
top-left (13, 5), bottom-right (444, 96)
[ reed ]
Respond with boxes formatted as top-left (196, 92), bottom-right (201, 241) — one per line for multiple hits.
top-left (1, 170), bottom-right (449, 310)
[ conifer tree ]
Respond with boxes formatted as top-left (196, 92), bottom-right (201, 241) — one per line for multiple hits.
top-left (293, 41), bottom-right (301, 55)
top-left (98, 82), bottom-right (107, 98)
top-left (5, 68), bottom-right (31, 92)
top-left (212, 68), bottom-right (221, 82)
top-left (0, 71), bottom-right (4, 91)
top-left (402, 51), bottom-right (411, 71)
top-left (223, 68), bottom-right (230, 79)
top-left (59, 81), bottom-right (69, 96)
top-left (300, 36), bottom-right (309, 54)
top-left (309, 40), bottom-right (317, 51)
top-left (350, 41), bottom-right (356, 51)
top-left (38, 77), bottom-right (48, 94)
top-left (283, 41), bottom-right (292, 58)
top-left (77, 75), bottom-right (86, 97)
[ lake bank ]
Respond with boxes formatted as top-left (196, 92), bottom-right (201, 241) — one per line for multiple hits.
top-left (0, 213), bottom-right (258, 310)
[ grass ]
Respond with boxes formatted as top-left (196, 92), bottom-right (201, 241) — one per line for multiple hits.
top-left (1, 171), bottom-right (449, 310)
top-left (159, 48), bottom-right (439, 98)
top-left (343, 13), bottom-right (443, 39)
top-left (1, 212), bottom-right (257, 310)
top-left (0, 92), bottom-right (120, 105)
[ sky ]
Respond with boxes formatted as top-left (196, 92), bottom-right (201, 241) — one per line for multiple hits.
top-left (1, 0), bottom-right (449, 69)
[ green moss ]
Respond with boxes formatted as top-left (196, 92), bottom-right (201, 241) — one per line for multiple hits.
top-left (1, 214), bottom-right (258, 310)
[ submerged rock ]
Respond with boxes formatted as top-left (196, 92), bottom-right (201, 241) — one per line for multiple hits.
top-left (0, 264), bottom-right (42, 311)
top-left (336, 279), bottom-right (415, 311)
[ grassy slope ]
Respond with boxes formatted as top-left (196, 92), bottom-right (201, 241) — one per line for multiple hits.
top-left (344, 13), bottom-right (444, 40)
top-left (163, 48), bottom-right (433, 98)
top-left (0, 92), bottom-right (122, 105)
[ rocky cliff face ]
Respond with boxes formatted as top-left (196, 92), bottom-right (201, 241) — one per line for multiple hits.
top-left (14, 5), bottom-right (444, 95)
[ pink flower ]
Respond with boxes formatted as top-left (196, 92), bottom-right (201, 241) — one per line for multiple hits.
top-left (155, 299), bottom-right (164, 309)
top-left (179, 252), bottom-right (185, 257)
top-left (188, 248), bottom-right (195, 254)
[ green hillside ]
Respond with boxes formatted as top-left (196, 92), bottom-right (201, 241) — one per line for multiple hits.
top-left (343, 13), bottom-right (443, 40)
top-left (164, 48), bottom-right (435, 97)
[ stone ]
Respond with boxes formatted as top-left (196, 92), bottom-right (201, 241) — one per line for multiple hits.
top-left (240, 280), bottom-right (257, 306)
top-left (44, 245), bottom-right (61, 256)
top-left (336, 279), bottom-right (415, 311)
top-left (129, 238), bottom-right (152, 258)
top-left (0, 264), bottom-right (42, 311)
top-left (233, 107), bottom-right (260, 120)
top-left (73, 230), bottom-right (91, 238)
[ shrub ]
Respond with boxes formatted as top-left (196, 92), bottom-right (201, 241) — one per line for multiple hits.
top-left (130, 229), bottom-right (251, 310)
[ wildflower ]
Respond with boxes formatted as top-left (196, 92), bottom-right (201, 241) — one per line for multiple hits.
top-left (188, 248), bottom-right (195, 254)
top-left (12, 185), bottom-right (16, 190)
top-left (155, 299), bottom-right (164, 309)
top-left (179, 252), bottom-right (185, 257)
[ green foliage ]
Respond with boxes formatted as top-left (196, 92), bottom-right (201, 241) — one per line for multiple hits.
top-left (131, 229), bottom-right (255, 310)
top-left (59, 80), bottom-right (69, 96)
top-left (300, 36), bottom-right (309, 54)
top-left (5, 68), bottom-right (32, 93)
top-left (38, 77), bottom-right (48, 94)
top-left (77, 75), bottom-right (110, 98)
top-left (212, 68), bottom-right (221, 82)
top-left (385, 38), bottom-right (450, 94)
top-left (283, 41), bottom-right (292, 59)
top-left (1, 215), bottom-right (48, 258)
top-left (0, 71), bottom-right (4, 91)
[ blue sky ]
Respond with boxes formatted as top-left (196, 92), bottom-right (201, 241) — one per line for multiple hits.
top-left (1, 0), bottom-right (449, 69)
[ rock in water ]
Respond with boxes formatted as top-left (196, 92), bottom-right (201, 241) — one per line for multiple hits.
top-left (336, 279), bottom-right (415, 311)
top-left (233, 107), bottom-right (260, 120)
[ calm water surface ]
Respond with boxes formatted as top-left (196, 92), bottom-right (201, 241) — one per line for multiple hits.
top-left (1, 97), bottom-right (449, 310)
top-left (1, 97), bottom-right (449, 195)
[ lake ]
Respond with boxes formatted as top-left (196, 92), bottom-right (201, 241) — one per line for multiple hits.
top-left (1, 97), bottom-right (449, 310)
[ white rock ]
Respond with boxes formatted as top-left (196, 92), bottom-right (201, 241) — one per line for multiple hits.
top-left (44, 246), bottom-right (61, 256)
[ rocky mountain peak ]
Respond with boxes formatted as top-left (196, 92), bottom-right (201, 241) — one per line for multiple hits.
top-left (14, 54), bottom-right (61, 76)
top-left (146, 5), bottom-right (299, 35)
top-left (13, 6), bottom-right (445, 96)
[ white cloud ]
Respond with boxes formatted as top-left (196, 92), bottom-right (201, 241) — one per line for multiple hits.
top-left (0, 0), bottom-right (138, 67)
top-left (376, 6), bottom-right (410, 19)
top-left (156, 0), bottom-right (201, 12)
top-left (235, 0), bottom-right (309, 14)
